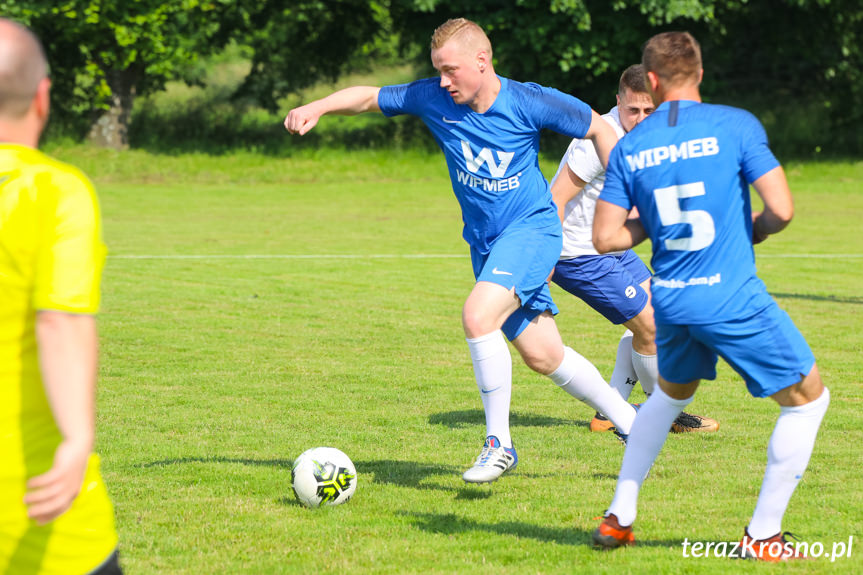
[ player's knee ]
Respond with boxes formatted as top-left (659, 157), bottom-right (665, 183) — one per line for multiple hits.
top-left (631, 330), bottom-right (656, 355)
top-left (626, 309), bottom-right (656, 353)
top-left (462, 306), bottom-right (494, 338)
top-left (518, 346), bottom-right (561, 375)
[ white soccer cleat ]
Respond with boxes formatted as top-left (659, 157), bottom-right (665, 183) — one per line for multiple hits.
top-left (462, 435), bottom-right (518, 483)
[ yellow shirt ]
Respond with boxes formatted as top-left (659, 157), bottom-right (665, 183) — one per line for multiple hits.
top-left (0, 144), bottom-right (117, 574)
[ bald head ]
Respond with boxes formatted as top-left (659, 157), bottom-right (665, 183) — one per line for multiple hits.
top-left (0, 18), bottom-right (49, 119)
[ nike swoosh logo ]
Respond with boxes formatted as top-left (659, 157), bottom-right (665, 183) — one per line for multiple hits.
top-left (442, 116), bottom-right (461, 124)
top-left (0, 175), bottom-right (9, 186)
top-left (492, 268), bottom-right (513, 276)
top-left (481, 386), bottom-right (502, 394)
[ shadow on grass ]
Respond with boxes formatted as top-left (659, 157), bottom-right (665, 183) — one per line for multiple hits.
top-left (353, 459), bottom-right (462, 492)
top-left (141, 456), bottom-right (293, 469)
top-left (429, 409), bottom-right (587, 429)
top-left (400, 511), bottom-right (680, 548)
top-left (770, 292), bottom-right (863, 305)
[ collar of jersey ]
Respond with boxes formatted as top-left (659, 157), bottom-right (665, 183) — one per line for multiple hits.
top-left (656, 99), bottom-right (700, 112)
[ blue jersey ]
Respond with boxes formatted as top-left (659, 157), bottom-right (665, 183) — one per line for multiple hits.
top-left (601, 100), bottom-right (780, 324)
top-left (378, 77), bottom-right (593, 254)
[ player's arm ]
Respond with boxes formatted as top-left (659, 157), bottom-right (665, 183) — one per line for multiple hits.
top-left (24, 311), bottom-right (98, 524)
top-left (750, 166), bottom-right (793, 244)
top-left (583, 110), bottom-right (618, 169)
top-left (284, 86), bottom-right (382, 135)
top-left (550, 165), bottom-right (588, 224)
top-left (593, 198), bottom-right (647, 253)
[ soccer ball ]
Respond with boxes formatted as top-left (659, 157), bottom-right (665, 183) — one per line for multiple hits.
top-left (291, 447), bottom-right (357, 508)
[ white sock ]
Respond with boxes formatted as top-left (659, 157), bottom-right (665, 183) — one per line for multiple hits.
top-left (747, 387), bottom-right (830, 540)
top-left (631, 349), bottom-right (658, 397)
top-left (467, 330), bottom-right (513, 448)
top-left (609, 330), bottom-right (639, 402)
top-left (549, 346), bottom-right (637, 434)
top-left (608, 387), bottom-right (693, 526)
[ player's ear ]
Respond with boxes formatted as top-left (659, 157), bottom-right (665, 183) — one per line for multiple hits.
top-left (34, 77), bottom-right (51, 125)
top-left (477, 50), bottom-right (489, 72)
top-left (646, 71), bottom-right (662, 105)
top-left (646, 71), bottom-right (660, 93)
top-left (696, 68), bottom-right (704, 85)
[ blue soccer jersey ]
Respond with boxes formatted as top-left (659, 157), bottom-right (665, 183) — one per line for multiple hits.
top-left (378, 77), bottom-right (593, 254)
top-left (600, 100), bottom-right (779, 324)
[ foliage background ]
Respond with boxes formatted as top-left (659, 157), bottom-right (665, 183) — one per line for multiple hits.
top-left (2, 0), bottom-right (861, 156)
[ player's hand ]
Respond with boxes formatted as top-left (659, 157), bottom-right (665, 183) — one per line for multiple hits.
top-left (284, 104), bottom-right (321, 135)
top-left (752, 211), bottom-right (768, 245)
top-left (23, 439), bottom-right (91, 525)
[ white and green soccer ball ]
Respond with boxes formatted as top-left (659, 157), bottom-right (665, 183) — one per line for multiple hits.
top-left (291, 447), bottom-right (357, 508)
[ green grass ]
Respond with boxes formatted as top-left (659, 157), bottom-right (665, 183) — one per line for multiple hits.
top-left (46, 144), bottom-right (863, 574)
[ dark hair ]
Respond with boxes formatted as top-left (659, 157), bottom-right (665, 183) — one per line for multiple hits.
top-left (619, 64), bottom-right (648, 95)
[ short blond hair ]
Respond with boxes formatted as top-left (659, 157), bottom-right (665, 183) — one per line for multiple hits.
top-left (0, 19), bottom-right (48, 119)
top-left (642, 31), bottom-right (701, 88)
top-left (430, 18), bottom-right (492, 57)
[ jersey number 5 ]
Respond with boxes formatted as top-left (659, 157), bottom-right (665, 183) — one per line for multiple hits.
top-left (654, 182), bottom-right (715, 251)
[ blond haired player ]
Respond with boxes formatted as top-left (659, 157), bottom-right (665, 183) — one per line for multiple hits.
top-left (286, 18), bottom-right (639, 483)
top-left (0, 18), bottom-right (122, 575)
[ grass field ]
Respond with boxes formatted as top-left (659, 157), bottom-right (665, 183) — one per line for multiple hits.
top-left (48, 144), bottom-right (863, 574)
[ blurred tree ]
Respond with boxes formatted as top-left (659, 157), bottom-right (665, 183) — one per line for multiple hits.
top-left (232, 0), bottom-right (396, 110)
top-left (2, 0), bottom-right (859, 154)
top-left (0, 0), bottom-right (236, 148)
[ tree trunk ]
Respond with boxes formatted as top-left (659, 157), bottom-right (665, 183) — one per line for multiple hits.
top-left (87, 68), bottom-right (138, 150)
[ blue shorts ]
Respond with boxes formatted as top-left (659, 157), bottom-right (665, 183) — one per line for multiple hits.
top-left (472, 223), bottom-right (561, 341)
top-left (552, 250), bottom-right (651, 324)
top-left (656, 301), bottom-right (816, 398)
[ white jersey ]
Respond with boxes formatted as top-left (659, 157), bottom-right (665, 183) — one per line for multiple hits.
top-left (551, 106), bottom-right (625, 258)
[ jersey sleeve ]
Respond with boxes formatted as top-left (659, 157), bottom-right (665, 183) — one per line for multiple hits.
top-left (378, 78), bottom-right (437, 118)
top-left (565, 137), bottom-right (603, 184)
top-left (33, 169), bottom-right (106, 314)
top-left (515, 83), bottom-right (593, 139)
top-left (738, 111), bottom-right (780, 183)
top-left (597, 145), bottom-right (632, 210)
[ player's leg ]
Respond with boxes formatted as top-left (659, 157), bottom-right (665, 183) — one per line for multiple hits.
top-left (741, 366), bottom-right (828, 560)
top-left (553, 253), bottom-right (652, 433)
top-left (461, 280), bottom-right (522, 483)
top-left (621, 276), bottom-right (657, 395)
top-left (511, 312), bottom-right (637, 437)
top-left (461, 227), bottom-right (553, 483)
top-left (594, 323), bottom-right (714, 548)
top-left (621, 264), bottom-right (718, 434)
top-left (552, 254), bottom-right (645, 431)
top-left (590, 329), bottom-right (637, 431)
top-left (714, 305), bottom-right (828, 559)
top-left (596, 377), bottom-right (699, 544)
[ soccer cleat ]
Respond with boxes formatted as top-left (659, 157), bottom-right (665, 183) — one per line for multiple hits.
top-left (670, 411), bottom-right (719, 433)
top-left (462, 435), bottom-right (517, 483)
top-left (589, 412), bottom-right (615, 432)
top-left (592, 513), bottom-right (635, 549)
top-left (738, 529), bottom-right (808, 561)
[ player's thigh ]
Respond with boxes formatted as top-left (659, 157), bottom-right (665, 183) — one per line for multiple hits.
top-left (462, 281), bottom-right (521, 337)
top-left (511, 311), bottom-right (564, 374)
top-left (474, 224), bottom-right (560, 303)
top-left (656, 323), bottom-right (718, 384)
top-left (552, 252), bottom-right (649, 325)
top-left (691, 304), bottom-right (816, 398)
top-left (474, 225), bottom-right (561, 341)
